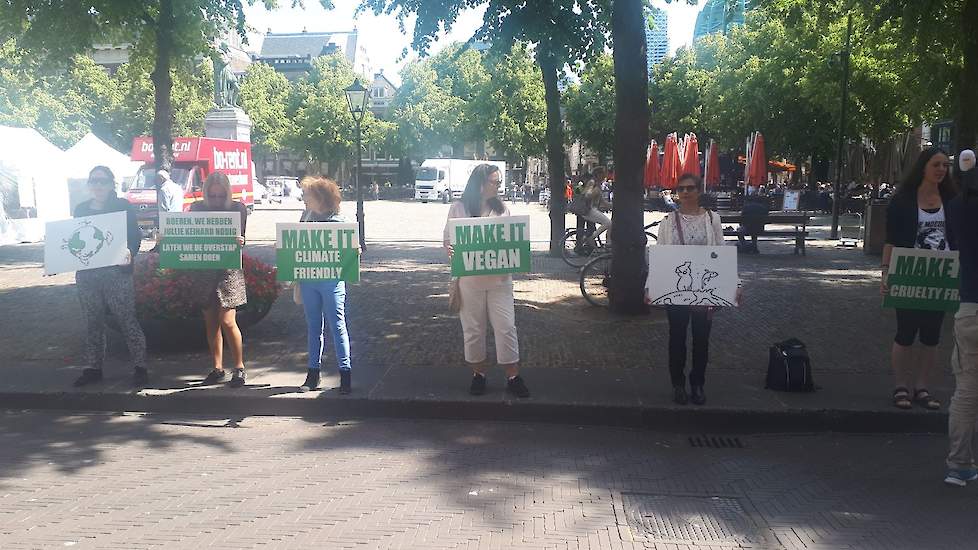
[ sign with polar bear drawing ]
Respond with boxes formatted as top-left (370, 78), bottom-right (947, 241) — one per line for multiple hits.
top-left (646, 245), bottom-right (738, 307)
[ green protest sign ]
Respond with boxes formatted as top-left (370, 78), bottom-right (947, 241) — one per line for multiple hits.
top-left (883, 247), bottom-right (960, 312)
top-left (275, 222), bottom-right (360, 283)
top-left (447, 215), bottom-right (531, 277)
top-left (159, 212), bottom-right (241, 270)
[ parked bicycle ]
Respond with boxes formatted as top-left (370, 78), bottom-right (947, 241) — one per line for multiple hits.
top-left (578, 221), bottom-right (659, 307)
top-left (562, 221), bottom-right (660, 269)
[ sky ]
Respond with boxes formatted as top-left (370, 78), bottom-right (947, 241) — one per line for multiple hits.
top-left (243, 0), bottom-right (705, 86)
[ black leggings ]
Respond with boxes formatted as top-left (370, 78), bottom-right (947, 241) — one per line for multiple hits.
top-left (894, 308), bottom-right (945, 347)
top-left (666, 306), bottom-right (713, 387)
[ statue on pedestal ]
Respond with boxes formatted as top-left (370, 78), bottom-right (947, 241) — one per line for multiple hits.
top-left (212, 45), bottom-right (240, 109)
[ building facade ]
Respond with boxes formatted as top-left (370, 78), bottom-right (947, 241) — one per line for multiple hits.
top-left (692, 0), bottom-right (757, 41)
top-left (254, 29), bottom-right (372, 81)
top-left (645, 6), bottom-right (669, 74)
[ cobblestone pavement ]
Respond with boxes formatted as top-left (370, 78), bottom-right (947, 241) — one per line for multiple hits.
top-left (0, 200), bottom-right (952, 385)
top-left (0, 410), bottom-right (972, 549)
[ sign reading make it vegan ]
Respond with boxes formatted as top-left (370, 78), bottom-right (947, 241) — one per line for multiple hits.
top-left (159, 212), bottom-right (242, 269)
top-left (883, 247), bottom-right (960, 312)
top-left (448, 215), bottom-right (531, 277)
top-left (276, 223), bottom-right (360, 283)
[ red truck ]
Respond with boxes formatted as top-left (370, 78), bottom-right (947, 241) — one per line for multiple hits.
top-left (126, 136), bottom-right (255, 234)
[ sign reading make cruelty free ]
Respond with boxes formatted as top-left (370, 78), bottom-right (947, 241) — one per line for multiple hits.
top-left (883, 247), bottom-right (960, 312)
top-left (159, 212), bottom-right (242, 270)
top-left (447, 215), bottom-right (531, 277)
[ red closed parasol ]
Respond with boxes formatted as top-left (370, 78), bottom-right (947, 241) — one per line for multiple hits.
top-left (644, 141), bottom-right (660, 189)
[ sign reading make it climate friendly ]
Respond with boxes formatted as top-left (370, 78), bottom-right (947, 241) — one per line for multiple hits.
top-left (159, 212), bottom-right (242, 269)
top-left (447, 215), bottom-right (531, 277)
top-left (276, 223), bottom-right (360, 283)
top-left (883, 247), bottom-right (960, 312)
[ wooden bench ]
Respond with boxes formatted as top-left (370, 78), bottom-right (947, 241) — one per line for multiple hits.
top-left (720, 213), bottom-right (810, 255)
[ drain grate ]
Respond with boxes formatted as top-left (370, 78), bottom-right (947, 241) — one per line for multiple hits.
top-left (689, 435), bottom-right (744, 448)
top-left (621, 492), bottom-right (771, 546)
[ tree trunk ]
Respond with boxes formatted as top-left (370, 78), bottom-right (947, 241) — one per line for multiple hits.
top-left (955, 0), bottom-right (978, 152)
top-left (150, 0), bottom-right (175, 182)
top-left (539, 48), bottom-right (566, 256)
top-left (609, 0), bottom-right (649, 315)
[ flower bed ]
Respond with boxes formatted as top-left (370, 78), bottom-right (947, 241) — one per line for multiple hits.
top-left (124, 252), bottom-right (282, 350)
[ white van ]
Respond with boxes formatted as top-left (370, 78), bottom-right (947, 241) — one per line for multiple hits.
top-left (414, 159), bottom-right (507, 203)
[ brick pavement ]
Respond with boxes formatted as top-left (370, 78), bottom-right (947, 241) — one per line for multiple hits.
top-left (0, 410), bottom-right (973, 549)
top-left (0, 201), bottom-right (956, 427)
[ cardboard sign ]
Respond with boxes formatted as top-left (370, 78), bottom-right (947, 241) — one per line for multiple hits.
top-left (44, 211), bottom-right (130, 275)
top-left (159, 211), bottom-right (241, 270)
top-left (883, 247), bottom-right (960, 312)
top-left (275, 222), bottom-right (360, 283)
top-left (447, 215), bottom-right (531, 277)
top-left (783, 189), bottom-right (801, 211)
top-left (646, 245), bottom-right (738, 307)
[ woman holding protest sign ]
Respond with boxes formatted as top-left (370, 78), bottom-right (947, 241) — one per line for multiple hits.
top-left (71, 166), bottom-right (149, 388)
top-left (295, 176), bottom-right (354, 394)
top-left (444, 164), bottom-right (530, 398)
top-left (192, 172), bottom-right (249, 388)
top-left (882, 147), bottom-right (958, 410)
top-left (652, 173), bottom-right (740, 406)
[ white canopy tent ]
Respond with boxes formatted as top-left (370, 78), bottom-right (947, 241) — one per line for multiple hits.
top-left (0, 126), bottom-right (70, 243)
top-left (63, 132), bottom-right (141, 213)
top-left (65, 132), bottom-right (141, 183)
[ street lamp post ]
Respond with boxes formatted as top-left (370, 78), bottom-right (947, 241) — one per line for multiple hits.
top-left (830, 11), bottom-right (853, 240)
top-left (344, 78), bottom-right (369, 250)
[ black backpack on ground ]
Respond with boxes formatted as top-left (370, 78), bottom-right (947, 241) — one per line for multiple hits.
top-left (765, 338), bottom-right (816, 392)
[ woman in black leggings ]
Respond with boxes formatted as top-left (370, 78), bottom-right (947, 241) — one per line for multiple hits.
top-left (882, 147), bottom-right (958, 410)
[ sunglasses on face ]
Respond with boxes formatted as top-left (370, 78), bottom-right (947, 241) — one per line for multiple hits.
top-left (207, 194), bottom-right (228, 201)
top-left (676, 185), bottom-right (699, 193)
top-left (88, 178), bottom-right (113, 186)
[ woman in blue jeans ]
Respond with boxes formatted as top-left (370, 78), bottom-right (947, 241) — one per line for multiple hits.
top-left (297, 176), bottom-right (355, 394)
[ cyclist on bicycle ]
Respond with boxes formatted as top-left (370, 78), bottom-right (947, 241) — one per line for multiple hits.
top-left (582, 167), bottom-right (612, 248)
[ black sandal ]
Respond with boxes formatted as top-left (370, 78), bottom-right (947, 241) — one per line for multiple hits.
top-left (913, 389), bottom-right (941, 410)
top-left (892, 387), bottom-right (912, 410)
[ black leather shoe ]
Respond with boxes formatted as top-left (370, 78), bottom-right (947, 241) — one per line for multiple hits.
top-left (673, 385), bottom-right (688, 405)
top-left (339, 370), bottom-right (351, 395)
top-left (690, 385), bottom-right (706, 405)
top-left (469, 373), bottom-right (487, 396)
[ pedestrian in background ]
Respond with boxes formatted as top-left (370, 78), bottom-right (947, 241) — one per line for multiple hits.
top-left (652, 173), bottom-right (741, 406)
top-left (945, 149), bottom-right (978, 486)
top-left (72, 166), bottom-right (148, 387)
top-left (881, 147), bottom-right (958, 410)
top-left (444, 164), bottom-right (530, 398)
top-left (737, 195), bottom-right (769, 254)
top-left (296, 176), bottom-right (355, 394)
top-left (192, 172), bottom-right (249, 388)
top-left (156, 170), bottom-right (184, 213)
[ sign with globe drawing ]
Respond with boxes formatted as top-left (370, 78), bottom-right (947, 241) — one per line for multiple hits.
top-left (44, 212), bottom-right (129, 275)
top-left (646, 245), bottom-right (738, 307)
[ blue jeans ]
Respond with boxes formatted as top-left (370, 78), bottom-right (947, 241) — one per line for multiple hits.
top-left (300, 281), bottom-right (351, 372)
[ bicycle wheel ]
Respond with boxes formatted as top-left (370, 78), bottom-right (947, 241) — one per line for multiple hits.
top-left (561, 229), bottom-right (591, 268)
top-left (580, 253), bottom-right (613, 307)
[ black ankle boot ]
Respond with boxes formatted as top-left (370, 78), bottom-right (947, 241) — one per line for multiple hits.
top-left (690, 385), bottom-right (706, 405)
top-left (299, 370), bottom-right (320, 392)
top-left (673, 385), bottom-right (688, 405)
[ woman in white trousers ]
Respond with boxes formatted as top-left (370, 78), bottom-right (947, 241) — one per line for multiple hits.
top-left (444, 164), bottom-right (530, 398)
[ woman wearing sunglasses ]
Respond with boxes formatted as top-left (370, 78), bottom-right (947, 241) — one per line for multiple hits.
top-left (191, 172), bottom-right (249, 388)
top-left (653, 173), bottom-right (740, 405)
top-left (71, 166), bottom-right (149, 387)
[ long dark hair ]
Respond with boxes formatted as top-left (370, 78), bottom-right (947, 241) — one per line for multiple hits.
top-left (897, 147), bottom-right (957, 198)
top-left (460, 163), bottom-right (504, 217)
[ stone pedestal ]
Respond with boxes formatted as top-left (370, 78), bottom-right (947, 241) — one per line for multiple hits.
top-left (204, 107), bottom-right (252, 142)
